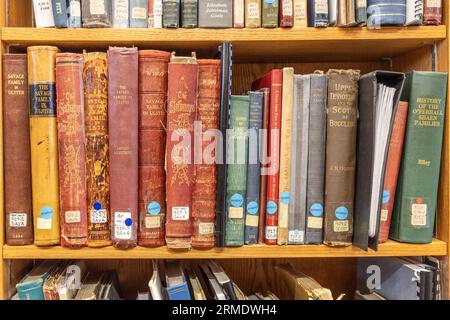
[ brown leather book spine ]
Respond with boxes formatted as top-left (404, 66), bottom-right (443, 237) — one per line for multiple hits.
top-left (137, 50), bottom-right (171, 247)
top-left (83, 52), bottom-right (111, 247)
top-left (423, 0), bottom-right (442, 25)
top-left (192, 59), bottom-right (221, 249)
top-left (108, 47), bottom-right (139, 249)
top-left (165, 54), bottom-right (198, 249)
top-left (56, 53), bottom-right (88, 247)
top-left (324, 69), bottom-right (360, 247)
top-left (3, 54), bottom-right (33, 245)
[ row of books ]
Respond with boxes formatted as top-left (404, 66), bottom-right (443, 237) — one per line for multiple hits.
top-left (3, 44), bottom-right (447, 251)
top-left (31, 0), bottom-right (443, 29)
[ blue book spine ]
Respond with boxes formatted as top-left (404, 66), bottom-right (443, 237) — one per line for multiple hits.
top-left (52, 0), bottom-right (69, 27)
top-left (244, 92), bottom-right (264, 244)
top-left (166, 282), bottom-right (192, 300)
top-left (130, 0), bottom-right (149, 27)
top-left (68, 0), bottom-right (82, 27)
top-left (367, 0), bottom-right (406, 27)
top-left (17, 279), bottom-right (45, 300)
top-left (112, 0), bottom-right (130, 27)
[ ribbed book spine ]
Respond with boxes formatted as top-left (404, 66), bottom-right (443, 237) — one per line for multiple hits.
top-left (83, 52), bottom-right (111, 247)
top-left (56, 53), bottom-right (88, 247)
top-left (245, 0), bottom-right (261, 27)
top-left (192, 59), bottom-right (221, 248)
top-left (108, 47), bottom-right (139, 249)
top-left (293, 0), bottom-right (308, 27)
top-left (163, 0), bottom-right (181, 27)
top-left (52, 0), bottom-right (69, 27)
top-left (280, 0), bottom-right (293, 27)
top-left (225, 95), bottom-right (250, 246)
top-left (32, 0), bottom-right (55, 27)
top-left (137, 50), bottom-right (171, 247)
top-left (112, 0), bottom-right (130, 27)
top-left (305, 73), bottom-right (327, 244)
top-left (3, 54), bottom-right (33, 245)
top-left (244, 92), bottom-right (264, 244)
top-left (28, 46), bottom-right (60, 246)
top-left (182, 0), bottom-right (199, 27)
top-left (165, 54), bottom-right (198, 249)
top-left (68, 0), bottom-right (82, 27)
top-left (261, 0), bottom-right (279, 27)
top-left (82, 0), bottom-right (112, 27)
top-left (130, 0), bottom-right (149, 27)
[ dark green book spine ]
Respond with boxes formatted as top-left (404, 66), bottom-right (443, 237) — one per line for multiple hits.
top-left (262, 0), bottom-right (279, 28)
top-left (181, 0), bottom-right (198, 27)
top-left (225, 95), bottom-right (250, 246)
top-left (390, 71), bottom-right (448, 243)
top-left (163, 0), bottom-right (180, 27)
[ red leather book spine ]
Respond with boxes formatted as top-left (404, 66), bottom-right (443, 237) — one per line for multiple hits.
top-left (56, 53), bottom-right (88, 247)
top-left (3, 54), bottom-right (33, 245)
top-left (378, 101), bottom-right (408, 243)
top-left (165, 54), bottom-right (198, 249)
top-left (280, 0), bottom-right (293, 27)
top-left (252, 70), bottom-right (282, 245)
top-left (137, 49), bottom-right (171, 247)
top-left (108, 47), bottom-right (139, 249)
top-left (423, 0), bottom-right (442, 25)
top-left (192, 59), bottom-right (221, 249)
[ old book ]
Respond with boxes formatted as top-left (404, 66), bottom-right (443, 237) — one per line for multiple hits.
top-left (198, 0), bottom-right (233, 27)
top-left (367, 0), bottom-right (406, 27)
top-left (390, 71), bottom-right (448, 243)
top-left (16, 261), bottom-right (58, 300)
top-left (328, 0), bottom-right (338, 26)
top-left (81, 0), bottom-right (112, 27)
top-left (244, 91), bottom-right (264, 244)
top-left (28, 46), bottom-right (60, 246)
top-left (307, 0), bottom-right (328, 27)
top-left (32, 0), bottom-right (55, 27)
top-left (56, 53), bottom-right (88, 248)
top-left (130, 0), bottom-right (149, 27)
top-left (356, 0), bottom-right (368, 24)
top-left (305, 72), bottom-right (327, 244)
top-left (252, 70), bottom-right (282, 245)
top-left (108, 47), bottom-right (139, 249)
top-left (165, 54), bottom-right (198, 249)
top-left (277, 67), bottom-right (294, 245)
top-left (154, 0), bottom-right (163, 27)
top-left (112, 0), bottom-right (130, 27)
top-left (52, 0), bottom-right (69, 27)
top-left (336, 0), bottom-right (346, 26)
top-left (83, 52), bottom-right (111, 247)
top-left (181, 0), bottom-right (199, 27)
top-left (43, 261), bottom-right (69, 300)
top-left (261, 0), bottom-right (279, 27)
top-left (192, 59), bottom-right (221, 249)
top-left (293, 0), bottom-right (307, 27)
top-left (323, 69), bottom-right (360, 247)
top-left (74, 272), bottom-right (103, 300)
top-left (423, 0), bottom-right (441, 25)
top-left (225, 95), bottom-right (250, 247)
top-left (148, 0), bottom-right (155, 26)
top-left (234, 0), bottom-right (245, 28)
top-left (406, 0), bottom-right (423, 25)
top-left (163, 0), bottom-right (180, 27)
top-left (3, 54), bottom-right (33, 246)
top-left (137, 50), bottom-right (171, 247)
top-left (288, 75), bottom-right (310, 245)
top-left (68, 0), bottom-right (82, 27)
top-left (280, 0), bottom-right (294, 27)
top-left (378, 102), bottom-right (408, 243)
top-left (345, 0), bottom-right (357, 26)
top-left (245, 0), bottom-right (261, 27)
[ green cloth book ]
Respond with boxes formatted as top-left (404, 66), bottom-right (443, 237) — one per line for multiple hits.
top-left (225, 95), bottom-right (250, 246)
top-left (390, 71), bottom-right (448, 243)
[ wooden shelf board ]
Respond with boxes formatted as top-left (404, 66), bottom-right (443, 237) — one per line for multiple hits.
top-left (3, 239), bottom-right (447, 259)
top-left (1, 26), bottom-right (447, 62)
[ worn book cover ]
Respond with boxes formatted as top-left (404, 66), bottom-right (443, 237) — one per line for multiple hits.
top-left (423, 0), bottom-right (442, 25)
top-left (280, 0), bottom-right (293, 27)
top-left (234, 0), bottom-right (245, 28)
top-left (245, 0), bottom-right (261, 27)
top-left (82, 0), bottom-right (112, 27)
top-left (307, 0), bottom-right (328, 27)
top-left (130, 0), bottom-right (149, 27)
top-left (293, 0), bottom-right (307, 27)
top-left (32, 0), bottom-right (55, 27)
top-left (68, 0), bottom-right (82, 27)
top-left (163, 0), bottom-right (180, 27)
top-left (261, 0), bottom-right (279, 27)
top-left (181, 0), bottom-right (199, 27)
top-left (112, 0), bottom-right (130, 27)
top-left (52, 0), bottom-right (69, 27)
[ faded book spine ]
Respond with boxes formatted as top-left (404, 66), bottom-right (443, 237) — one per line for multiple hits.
top-left (293, 0), bottom-right (307, 27)
top-left (154, 0), bottom-right (163, 27)
top-left (280, 0), bottom-right (293, 27)
top-left (148, 0), bottom-right (155, 27)
top-left (262, 0), bottom-right (279, 27)
top-left (32, 0), bottom-right (55, 27)
top-left (108, 47), bottom-right (139, 249)
top-left (56, 53), bottom-right (88, 247)
top-left (82, 0), bottom-right (112, 27)
top-left (3, 54), bottom-right (33, 245)
top-left (423, 0), bottom-right (442, 25)
top-left (130, 0), bottom-right (149, 27)
top-left (138, 50), bottom-right (171, 247)
top-left (68, 0), bottom-right (82, 27)
top-left (234, 0), bottom-right (245, 28)
top-left (83, 52), bottom-right (111, 247)
top-left (192, 59), bottom-right (221, 248)
top-left (163, 0), bottom-right (181, 27)
top-left (245, 0), bottom-right (261, 27)
top-left (112, 0), bottom-right (130, 27)
top-left (356, 0), bottom-right (367, 24)
top-left (307, 0), bottom-right (328, 27)
top-left (165, 55), bottom-right (198, 249)
top-left (323, 69), bottom-right (360, 246)
top-left (52, 0), bottom-right (69, 27)
top-left (182, 0), bottom-right (198, 27)
top-left (28, 46), bottom-right (60, 246)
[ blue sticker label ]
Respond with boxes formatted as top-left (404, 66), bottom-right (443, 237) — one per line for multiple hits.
top-left (230, 194), bottom-right (244, 207)
top-left (280, 192), bottom-right (290, 205)
top-left (147, 201), bottom-right (161, 216)
top-left (93, 202), bottom-right (102, 210)
top-left (310, 203), bottom-right (323, 217)
top-left (247, 201), bottom-right (259, 215)
top-left (265, 0), bottom-right (275, 4)
top-left (267, 201), bottom-right (277, 214)
top-left (125, 218), bottom-right (133, 227)
top-left (40, 206), bottom-right (53, 219)
top-left (335, 206), bottom-right (349, 220)
top-left (382, 190), bottom-right (390, 204)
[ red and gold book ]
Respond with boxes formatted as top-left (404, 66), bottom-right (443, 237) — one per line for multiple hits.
top-left (378, 101), bottom-right (408, 243)
top-left (137, 50), bottom-right (171, 247)
top-left (192, 59), bottom-right (221, 249)
top-left (280, 0), bottom-right (293, 27)
top-left (423, 0), bottom-right (442, 25)
top-left (165, 53), bottom-right (198, 249)
top-left (252, 70), bottom-right (282, 245)
top-left (56, 53), bottom-right (88, 247)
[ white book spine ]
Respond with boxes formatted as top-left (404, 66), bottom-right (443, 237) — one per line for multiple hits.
top-left (153, 0), bottom-right (163, 28)
top-left (32, 0), bottom-right (55, 27)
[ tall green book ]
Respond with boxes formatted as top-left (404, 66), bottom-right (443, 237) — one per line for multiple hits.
top-left (225, 95), bottom-right (250, 246)
top-left (390, 71), bottom-right (448, 243)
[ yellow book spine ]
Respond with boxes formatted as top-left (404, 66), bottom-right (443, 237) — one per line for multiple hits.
top-left (28, 46), bottom-right (61, 246)
top-left (277, 67), bottom-right (294, 245)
